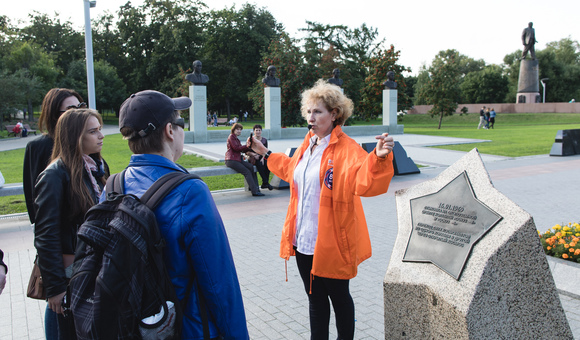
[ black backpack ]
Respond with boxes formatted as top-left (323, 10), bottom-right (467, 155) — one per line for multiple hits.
top-left (68, 170), bottom-right (200, 339)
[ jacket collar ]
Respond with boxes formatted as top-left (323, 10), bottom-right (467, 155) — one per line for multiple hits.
top-left (128, 154), bottom-right (188, 173)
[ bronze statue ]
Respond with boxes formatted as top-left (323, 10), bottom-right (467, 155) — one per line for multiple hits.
top-left (262, 65), bottom-right (280, 87)
top-left (521, 22), bottom-right (537, 60)
top-left (185, 60), bottom-right (209, 85)
top-left (327, 68), bottom-right (344, 87)
top-left (383, 71), bottom-right (397, 89)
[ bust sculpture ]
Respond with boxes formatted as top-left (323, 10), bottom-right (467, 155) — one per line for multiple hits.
top-left (327, 68), bottom-right (344, 87)
top-left (262, 65), bottom-right (280, 87)
top-left (521, 22), bottom-right (537, 60)
top-left (383, 71), bottom-right (397, 89)
top-left (185, 60), bottom-right (209, 85)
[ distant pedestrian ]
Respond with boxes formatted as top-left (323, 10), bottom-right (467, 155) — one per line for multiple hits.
top-left (244, 111), bottom-right (248, 122)
top-left (489, 108), bottom-right (496, 129)
top-left (477, 106), bottom-right (487, 129)
top-left (484, 108), bottom-right (491, 129)
top-left (0, 248), bottom-right (7, 295)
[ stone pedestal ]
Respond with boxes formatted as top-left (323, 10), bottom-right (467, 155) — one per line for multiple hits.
top-left (517, 59), bottom-right (540, 104)
top-left (383, 149), bottom-right (573, 339)
top-left (265, 87), bottom-right (281, 139)
top-left (382, 89), bottom-right (404, 134)
top-left (189, 85), bottom-right (207, 143)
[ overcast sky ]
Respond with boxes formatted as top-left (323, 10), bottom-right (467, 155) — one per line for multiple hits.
top-left (4, 0), bottom-right (579, 76)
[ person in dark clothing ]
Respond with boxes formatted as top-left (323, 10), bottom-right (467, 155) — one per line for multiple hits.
top-left (34, 109), bottom-right (108, 340)
top-left (245, 124), bottom-right (273, 190)
top-left (23, 88), bottom-right (86, 224)
top-left (0, 249), bottom-right (7, 295)
top-left (225, 123), bottom-right (264, 196)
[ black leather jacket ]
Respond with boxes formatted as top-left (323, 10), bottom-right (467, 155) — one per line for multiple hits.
top-left (33, 158), bottom-right (108, 297)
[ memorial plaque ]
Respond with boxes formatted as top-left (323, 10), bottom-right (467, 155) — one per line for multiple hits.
top-left (403, 171), bottom-right (502, 279)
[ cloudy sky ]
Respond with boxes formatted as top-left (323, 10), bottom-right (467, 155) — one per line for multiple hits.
top-left (4, 0), bottom-right (579, 75)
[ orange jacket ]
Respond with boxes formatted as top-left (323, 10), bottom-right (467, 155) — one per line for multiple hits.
top-left (268, 126), bottom-right (394, 280)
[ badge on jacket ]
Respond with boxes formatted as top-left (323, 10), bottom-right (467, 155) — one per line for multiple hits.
top-left (324, 168), bottom-right (333, 190)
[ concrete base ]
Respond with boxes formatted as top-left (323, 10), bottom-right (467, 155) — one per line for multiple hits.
top-left (382, 89), bottom-right (404, 133)
top-left (516, 92), bottom-right (540, 104)
top-left (265, 87), bottom-right (281, 140)
top-left (517, 59), bottom-right (539, 94)
top-left (189, 85), bottom-right (207, 143)
top-left (384, 149), bottom-right (573, 340)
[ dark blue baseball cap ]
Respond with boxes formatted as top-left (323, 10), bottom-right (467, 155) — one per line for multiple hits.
top-left (119, 90), bottom-right (191, 138)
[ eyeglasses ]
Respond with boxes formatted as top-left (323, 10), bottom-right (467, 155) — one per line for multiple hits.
top-left (60, 102), bottom-right (87, 113)
top-left (172, 118), bottom-right (185, 129)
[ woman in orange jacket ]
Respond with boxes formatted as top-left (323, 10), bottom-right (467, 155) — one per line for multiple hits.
top-left (251, 79), bottom-right (395, 339)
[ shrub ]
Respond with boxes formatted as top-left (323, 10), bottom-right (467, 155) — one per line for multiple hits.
top-left (539, 223), bottom-right (580, 263)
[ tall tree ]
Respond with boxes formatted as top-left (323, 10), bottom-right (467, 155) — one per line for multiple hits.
top-left (60, 59), bottom-right (127, 113)
top-left (117, 0), bottom-right (207, 95)
top-left (359, 45), bottom-right (411, 120)
top-left (301, 22), bottom-right (385, 109)
top-left (249, 33), bottom-right (320, 127)
top-left (201, 3), bottom-right (282, 117)
top-left (19, 12), bottom-right (84, 77)
top-left (417, 49), bottom-right (461, 129)
top-left (3, 41), bottom-right (59, 119)
top-left (460, 64), bottom-right (509, 103)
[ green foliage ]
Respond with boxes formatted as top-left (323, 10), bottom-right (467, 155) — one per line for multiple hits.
top-left (249, 33), bottom-right (320, 127)
top-left (19, 12), bottom-right (84, 74)
top-left (301, 22), bottom-right (386, 111)
top-left (460, 64), bottom-right (509, 103)
top-left (403, 113), bottom-right (580, 157)
top-left (60, 60), bottom-right (127, 112)
top-left (201, 3), bottom-right (281, 117)
top-left (417, 50), bottom-right (462, 129)
top-left (116, 0), bottom-right (207, 96)
top-left (359, 45), bottom-right (411, 119)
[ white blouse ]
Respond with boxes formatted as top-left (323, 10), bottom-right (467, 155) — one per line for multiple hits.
top-left (293, 134), bottom-right (331, 255)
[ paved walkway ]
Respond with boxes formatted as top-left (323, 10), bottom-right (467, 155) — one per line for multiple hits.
top-left (1, 128), bottom-right (579, 339)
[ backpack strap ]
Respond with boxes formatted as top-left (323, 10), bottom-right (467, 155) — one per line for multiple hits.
top-left (140, 171), bottom-right (201, 210)
top-left (105, 170), bottom-right (126, 196)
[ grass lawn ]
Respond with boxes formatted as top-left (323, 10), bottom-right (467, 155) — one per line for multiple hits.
top-left (399, 113), bottom-right (580, 157)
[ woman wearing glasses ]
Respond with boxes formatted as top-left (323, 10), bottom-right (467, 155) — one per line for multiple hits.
top-left (34, 108), bottom-right (108, 339)
top-left (22, 88), bottom-right (88, 339)
top-left (23, 88), bottom-right (87, 225)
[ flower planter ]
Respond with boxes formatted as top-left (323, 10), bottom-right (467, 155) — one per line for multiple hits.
top-left (546, 255), bottom-right (580, 298)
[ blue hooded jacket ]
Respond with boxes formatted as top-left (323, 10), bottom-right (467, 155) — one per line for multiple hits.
top-left (103, 154), bottom-right (249, 339)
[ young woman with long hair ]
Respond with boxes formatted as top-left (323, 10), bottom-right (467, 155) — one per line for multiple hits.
top-left (33, 109), bottom-right (108, 339)
top-left (23, 88), bottom-right (86, 224)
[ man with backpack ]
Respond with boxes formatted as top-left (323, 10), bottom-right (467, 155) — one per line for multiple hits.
top-left (74, 90), bottom-right (249, 339)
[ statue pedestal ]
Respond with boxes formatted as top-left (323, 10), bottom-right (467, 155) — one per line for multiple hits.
top-left (517, 59), bottom-right (540, 104)
top-left (265, 87), bottom-right (281, 139)
top-left (189, 85), bottom-right (207, 143)
top-left (383, 89), bottom-right (404, 134)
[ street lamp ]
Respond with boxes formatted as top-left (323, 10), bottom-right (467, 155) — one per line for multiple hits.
top-left (541, 78), bottom-right (549, 104)
top-left (83, 0), bottom-right (97, 109)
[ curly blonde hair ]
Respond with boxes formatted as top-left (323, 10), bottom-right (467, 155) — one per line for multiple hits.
top-left (300, 79), bottom-right (353, 126)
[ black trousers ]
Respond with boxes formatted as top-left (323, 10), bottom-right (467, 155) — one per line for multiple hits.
top-left (295, 250), bottom-right (355, 340)
top-left (255, 158), bottom-right (270, 186)
top-left (225, 160), bottom-right (260, 194)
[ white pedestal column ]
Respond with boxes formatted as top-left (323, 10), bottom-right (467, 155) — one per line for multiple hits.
top-left (189, 85), bottom-right (207, 143)
top-left (383, 89), bottom-right (398, 126)
top-left (265, 87), bottom-right (281, 140)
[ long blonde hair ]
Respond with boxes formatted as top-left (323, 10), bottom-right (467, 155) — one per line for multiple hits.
top-left (51, 109), bottom-right (105, 217)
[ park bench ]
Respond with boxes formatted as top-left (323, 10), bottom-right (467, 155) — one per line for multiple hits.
top-left (4, 124), bottom-right (37, 137)
top-left (216, 118), bottom-right (228, 125)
